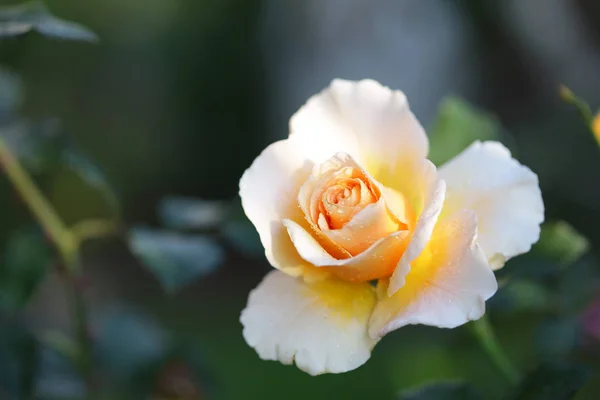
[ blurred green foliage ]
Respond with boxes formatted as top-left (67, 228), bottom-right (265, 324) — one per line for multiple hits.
top-left (428, 97), bottom-right (504, 166)
top-left (398, 381), bottom-right (481, 400)
top-left (0, 226), bottom-right (51, 312)
top-left (0, 1), bottom-right (97, 41)
top-left (0, 1), bottom-right (599, 400)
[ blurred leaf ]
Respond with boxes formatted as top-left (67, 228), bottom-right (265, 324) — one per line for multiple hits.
top-left (220, 198), bottom-right (263, 258)
top-left (533, 221), bottom-right (589, 266)
top-left (40, 331), bottom-right (79, 366)
top-left (398, 381), bottom-right (481, 400)
top-left (0, 320), bottom-right (39, 400)
top-left (1, 119), bottom-right (121, 223)
top-left (557, 254), bottom-right (600, 314)
top-left (0, 68), bottom-right (23, 124)
top-left (36, 345), bottom-right (85, 400)
top-left (220, 219), bottom-right (263, 258)
top-left (573, 372), bottom-right (600, 400)
top-left (129, 227), bottom-right (224, 293)
top-left (428, 97), bottom-right (502, 166)
top-left (158, 196), bottom-right (229, 231)
top-left (0, 1), bottom-right (98, 42)
top-left (535, 316), bottom-right (582, 360)
top-left (507, 363), bottom-right (591, 400)
top-left (0, 226), bottom-right (53, 312)
top-left (495, 253), bottom-right (560, 282)
top-left (1, 119), bottom-right (64, 173)
top-left (95, 308), bottom-right (218, 398)
top-left (95, 308), bottom-right (168, 382)
top-left (489, 279), bottom-right (552, 314)
top-left (48, 150), bottom-right (121, 224)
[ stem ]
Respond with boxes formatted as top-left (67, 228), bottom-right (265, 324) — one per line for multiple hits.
top-left (559, 85), bottom-right (599, 145)
top-left (471, 315), bottom-right (519, 385)
top-left (65, 270), bottom-right (94, 387)
top-left (71, 219), bottom-right (118, 248)
top-left (0, 137), bottom-right (94, 393)
top-left (0, 138), bottom-right (77, 266)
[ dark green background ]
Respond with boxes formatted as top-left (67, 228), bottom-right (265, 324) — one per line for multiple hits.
top-left (2, 1), bottom-right (600, 399)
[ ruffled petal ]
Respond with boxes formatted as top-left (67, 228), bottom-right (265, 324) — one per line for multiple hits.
top-left (439, 141), bottom-right (544, 269)
top-left (290, 79), bottom-right (428, 186)
top-left (241, 271), bottom-right (378, 375)
top-left (369, 210), bottom-right (498, 338)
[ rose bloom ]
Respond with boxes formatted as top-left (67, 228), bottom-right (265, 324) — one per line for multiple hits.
top-left (239, 79), bottom-right (544, 375)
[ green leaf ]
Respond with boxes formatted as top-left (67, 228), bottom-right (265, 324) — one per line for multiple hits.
top-left (158, 196), bottom-right (228, 231)
top-left (220, 198), bottom-right (263, 258)
top-left (398, 381), bottom-right (481, 400)
top-left (36, 346), bottom-right (85, 400)
top-left (489, 279), bottom-right (552, 314)
top-left (1, 119), bottom-right (121, 224)
top-left (533, 221), bottom-right (589, 266)
top-left (557, 254), bottom-right (600, 314)
top-left (95, 308), bottom-right (168, 382)
top-left (428, 97), bottom-right (502, 166)
top-left (507, 363), bottom-right (592, 400)
top-left (0, 1), bottom-right (98, 42)
top-left (535, 317), bottom-right (582, 360)
top-left (1, 119), bottom-right (63, 173)
top-left (128, 228), bottom-right (224, 293)
top-left (497, 253), bottom-right (561, 281)
top-left (94, 309), bottom-right (217, 398)
top-left (48, 150), bottom-right (121, 224)
top-left (0, 226), bottom-right (53, 312)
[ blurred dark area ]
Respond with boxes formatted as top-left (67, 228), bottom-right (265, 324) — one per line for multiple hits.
top-left (2, 0), bottom-right (600, 399)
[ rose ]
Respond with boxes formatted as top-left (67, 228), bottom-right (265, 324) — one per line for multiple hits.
top-left (239, 79), bottom-right (544, 375)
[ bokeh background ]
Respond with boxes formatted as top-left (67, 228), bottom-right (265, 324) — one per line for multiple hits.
top-left (2, 0), bottom-right (600, 399)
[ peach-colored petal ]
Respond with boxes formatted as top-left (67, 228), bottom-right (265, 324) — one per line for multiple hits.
top-left (283, 219), bottom-right (409, 282)
top-left (388, 160), bottom-right (446, 296)
top-left (295, 152), bottom-right (408, 258)
top-left (323, 199), bottom-right (402, 255)
top-left (298, 153), bottom-right (378, 227)
top-left (369, 210), bottom-right (498, 338)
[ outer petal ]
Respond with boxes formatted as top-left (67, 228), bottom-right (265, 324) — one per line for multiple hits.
top-left (283, 219), bottom-right (409, 282)
top-left (241, 271), bottom-right (379, 375)
top-left (290, 79), bottom-right (429, 185)
top-left (369, 210), bottom-right (498, 338)
top-left (438, 141), bottom-right (544, 269)
top-left (239, 137), bottom-right (320, 278)
top-left (388, 160), bottom-right (446, 295)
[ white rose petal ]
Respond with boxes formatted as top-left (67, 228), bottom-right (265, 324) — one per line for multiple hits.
top-left (439, 141), bottom-right (544, 269)
top-left (241, 270), bottom-right (378, 375)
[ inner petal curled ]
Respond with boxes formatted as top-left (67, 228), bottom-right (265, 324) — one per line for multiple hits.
top-left (298, 153), bottom-right (409, 258)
